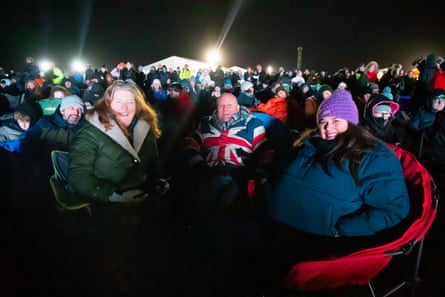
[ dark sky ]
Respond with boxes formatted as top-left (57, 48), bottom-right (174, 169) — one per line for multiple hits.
top-left (1, 0), bottom-right (444, 73)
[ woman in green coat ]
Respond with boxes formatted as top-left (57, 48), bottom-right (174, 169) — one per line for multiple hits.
top-left (68, 80), bottom-right (170, 294)
top-left (69, 80), bottom-right (165, 203)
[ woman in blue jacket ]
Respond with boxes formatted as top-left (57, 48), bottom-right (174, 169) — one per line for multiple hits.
top-left (261, 89), bottom-right (410, 291)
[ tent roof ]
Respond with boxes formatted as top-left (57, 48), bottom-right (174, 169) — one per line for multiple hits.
top-left (143, 55), bottom-right (211, 73)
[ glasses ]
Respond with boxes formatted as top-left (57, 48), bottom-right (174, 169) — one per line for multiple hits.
top-left (112, 79), bottom-right (136, 85)
top-left (433, 94), bottom-right (445, 101)
top-left (374, 111), bottom-right (392, 120)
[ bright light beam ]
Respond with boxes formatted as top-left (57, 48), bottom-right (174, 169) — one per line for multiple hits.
top-left (77, 0), bottom-right (93, 58)
top-left (215, 0), bottom-right (243, 51)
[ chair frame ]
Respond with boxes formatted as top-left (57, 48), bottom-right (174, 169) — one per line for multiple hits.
top-left (50, 150), bottom-right (92, 217)
top-left (283, 144), bottom-right (440, 297)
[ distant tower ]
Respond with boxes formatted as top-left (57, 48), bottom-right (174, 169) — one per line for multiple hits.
top-left (297, 46), bottom-right (303, 70)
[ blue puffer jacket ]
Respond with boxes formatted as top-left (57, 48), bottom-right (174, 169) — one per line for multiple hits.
top-left (267, 139), bottom-right (410, 237)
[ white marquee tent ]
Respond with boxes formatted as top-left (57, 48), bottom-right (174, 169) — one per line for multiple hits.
top-left (142, 55), bottom-right (211, 74)
top-left (143, 55), bottom-right (247, 75)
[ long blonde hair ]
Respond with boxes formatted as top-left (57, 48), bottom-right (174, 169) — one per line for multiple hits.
top-left (93, 80), bottom-right (161, 138)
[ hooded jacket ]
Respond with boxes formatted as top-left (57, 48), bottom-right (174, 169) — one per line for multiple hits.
top-left (68, 112), bottom-right (162, 203)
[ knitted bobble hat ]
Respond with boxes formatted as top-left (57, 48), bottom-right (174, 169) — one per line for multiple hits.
top-left (317, 89), bottom-right (359, 125)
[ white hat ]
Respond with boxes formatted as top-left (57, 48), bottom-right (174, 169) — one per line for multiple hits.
top-left (151, 78), bottom-right (161, 87)
top-left (60, 95), bottom-right (84, 113)
top-left (240, 81), bottom-right (253, 92)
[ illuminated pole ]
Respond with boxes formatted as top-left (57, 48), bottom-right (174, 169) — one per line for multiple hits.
top-left (297, 46), bottom-right (303, 70)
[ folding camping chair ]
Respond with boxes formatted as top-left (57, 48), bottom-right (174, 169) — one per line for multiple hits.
top-left (49, 150), bottom-right (92, 217)
top-left (283, 144), bottom-right (439, 297)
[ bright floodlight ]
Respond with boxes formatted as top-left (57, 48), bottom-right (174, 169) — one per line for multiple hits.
top-left (38, 60), bottom-right (51, 73)
top-left (206, 49), bottom-right (221, 66)
top-left (267, 65), bottom-right (273, 74)
top-left (71, 60), bottom-right (86, 72)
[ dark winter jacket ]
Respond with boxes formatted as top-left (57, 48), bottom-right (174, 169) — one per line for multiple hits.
top-left (24, 106), bottom-right (85, 153)
top-left (267, 138), bottom-right (410, 237)
top-left (68, 112), bottom-right (162, 203)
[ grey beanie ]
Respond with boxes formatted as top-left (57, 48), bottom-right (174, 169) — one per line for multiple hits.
top-left (60, 95), bottom-right (84, 112)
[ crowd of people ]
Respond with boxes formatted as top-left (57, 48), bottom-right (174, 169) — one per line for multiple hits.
top-left (1, 53), bottom-right (445, 296)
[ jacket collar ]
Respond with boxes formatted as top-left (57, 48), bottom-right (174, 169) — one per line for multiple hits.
top-left (87, 112), bottom-right (150, 161)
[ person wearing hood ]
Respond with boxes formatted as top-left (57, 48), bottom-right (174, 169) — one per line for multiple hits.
top-left (361, 93), bottom-right (412, 150)
top-left (0, 101), bottom-right (42, 152)
top-left (408, 88), bottom-right (445, 166)
top-left (409, 89), bottom-right (445, 131)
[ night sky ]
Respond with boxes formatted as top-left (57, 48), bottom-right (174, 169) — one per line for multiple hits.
top-left (1, 0), bottom-right (444, 73)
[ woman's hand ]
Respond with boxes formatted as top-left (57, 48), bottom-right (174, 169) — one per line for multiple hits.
top-left (109, 189), bottom-right (148, 202)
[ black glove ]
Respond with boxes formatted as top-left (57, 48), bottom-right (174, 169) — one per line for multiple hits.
top-left (154, 177), bottom-right (170, 195)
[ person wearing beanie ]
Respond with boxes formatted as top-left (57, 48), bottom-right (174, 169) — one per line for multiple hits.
top-left (146, 78), bottom-right (168, 108)
top-left (262, 88), bottom-right (409, 285)
top-left (60, 94), bottom-right (85, 114)
top-left (316, 89), bottom-right (359, 126)
top-left (23, 93), bottom-right (86, 160)
top-left (237, 80), bottom-right (257, 108)
top-left (317, 84), bottom-right (334, 101)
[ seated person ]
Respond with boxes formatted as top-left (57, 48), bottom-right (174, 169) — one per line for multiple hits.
top-left (181, 92), bottom-right (272, 275)
top-left (68, 80), bottom-right (167, 203)
top-left (183, 92), bottom-right (271, 193)
top-left (237, 81), bottom-right (258, 108)
top-left (37, 85), bottom-right (70, 115)
top-left (408, 89), bottom-right (445, 166)
top-left (252, 86), bottom-right (288, 123)
top-left (0, 101), bottom-right (42, 152)
top-left (67, 81), bottom-right (170, 288)
top-left (24, 94), bottom-right (85, 154)
top-left (361, 93), bottom-right (416, 152)
top-left (262, 89), bottom-right (410, 289)
top-left (22, 95), bottom-right (86, 188)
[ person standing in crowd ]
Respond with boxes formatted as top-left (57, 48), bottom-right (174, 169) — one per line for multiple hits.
top-left (67, 80), bottom-right (170, 294)
top-left (261, 89), bottom-right (410, 291)
top-left (365, 60), bottom-right (379, 83)
top-left (19, 56), bottom-right (41, 92)
top-left (22, 79), bottom-right (45, 103)
top-left (179, 64), bottom-right (191, 82)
